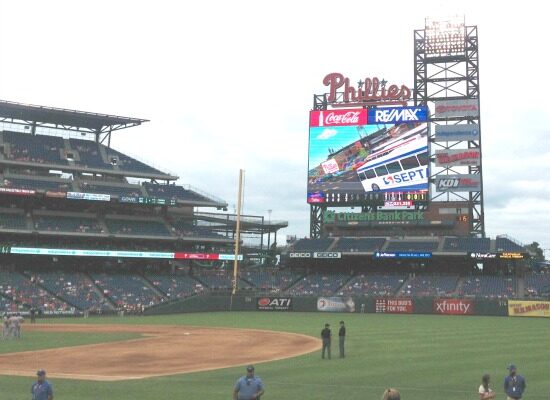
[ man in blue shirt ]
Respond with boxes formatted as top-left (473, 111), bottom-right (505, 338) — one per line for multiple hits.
top-left (233, 365), bottom-right (265, 400)
top-left (504, 364), bottom-right (526, 400)
top-left (31, 369), bottom-right (53, 400)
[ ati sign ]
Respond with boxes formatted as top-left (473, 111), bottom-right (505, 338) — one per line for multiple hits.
top-left (368, 106), bottom-right (428, 124)
top-left (433, 299), bottom-right (474, 315)
top-left (324, 210), bottom-right (425, 224)
top-left (322, 73), bottom-right (411, 106)
top-left (309, 109), bottom-right (368, 127)
top-left (257, 297), bottom-right (292, 311)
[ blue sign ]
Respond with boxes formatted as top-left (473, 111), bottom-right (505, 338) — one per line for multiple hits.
top-left (374, 252), bottom-right (432, 259)
top-left (368, 106), bottom-right (428, 124)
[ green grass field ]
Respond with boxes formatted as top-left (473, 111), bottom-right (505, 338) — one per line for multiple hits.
top-left (0, 312), bottom-right (548, 400)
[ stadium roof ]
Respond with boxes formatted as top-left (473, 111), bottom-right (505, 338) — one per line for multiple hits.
top-left (0, 100), bottom-right (149, 133)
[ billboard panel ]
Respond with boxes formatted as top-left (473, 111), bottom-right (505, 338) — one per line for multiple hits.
top-left (434, 99), bottom-right (479, 118)
top-left (434, 124), bottom-right (479, 142)
top-left (375, 298), bottom-right (413, 314)
top-left (433, 299), bottom-right (474, 315)
top-left (308, 108), bottom-right (428, 205)
top-left (508, 300), bottom-right (550, 318)
top-left (257, 297), bottom-right (292, 311)
top-left (317, 297), bottom-right (355, 312)
top-left (435, 149), bottom-right (481, 167)
top-left (435, 174), bottom-right (481, 192)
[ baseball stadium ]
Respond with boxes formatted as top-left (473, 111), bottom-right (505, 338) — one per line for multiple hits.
top-left (1, 16), bottom-right (550, 400)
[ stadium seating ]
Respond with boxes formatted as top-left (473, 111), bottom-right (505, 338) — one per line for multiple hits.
top-left (79, 182), bottom-right (143, 198)
top-left (104, 147), bottom-right (163, 175)
top-left (241, 268), bottom-right (302, 292)
top-left (170, 220), bottom-right (226, 239)
top-left (0, 212), bottom-right (28, 230)
top-left (34, 215), bottom-right (103, 234)
top-left (524, 272), bottom-right (550, 298)
top-left (2, 177), bottom-right (73, 192)
top-left (145, 273), bottom-right (205, 299)
top-left (90, 273), bottom-right (164, 312)
top-left (333, 237), bottom-right (386, 252)
top-left (286, 273), bottom-right (351, 296)
top-left (292, 238), bottom-right (334, 252)
top-left (105, 218), bottom-right (171, 237)
top-left (3, 131), bottom-right (67, 165)
top-left (385, 240), bottom-right (439, 252)
top-left (69, 138), bottom-right (112, 169)
top-left (400, 275), bottom-right (459, 297)
top-left (0, 270), bottom-right (74, 312)
top-left (459, 275), bottom-right (517, 298)
top-left (495, 237), bottom-right (525, 252)
top-left (143, 183), bottom-right (212, 202)
top-left (339, 274), bottom-right (406, 296)
top-left (442, 237), bottom-right (491, 252)
top-left (30, 271), bottom-right (110, 311)
top-left (192, 269), bottom-right (234, 290)
top-left (0, 294), bottom-right (17, 313)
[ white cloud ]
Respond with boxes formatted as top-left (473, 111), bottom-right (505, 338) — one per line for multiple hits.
top-left (316, 129), bottom-right (337, 140)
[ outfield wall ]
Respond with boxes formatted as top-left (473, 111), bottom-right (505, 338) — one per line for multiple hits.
top-left (145, 294), bottom-right (512, 316)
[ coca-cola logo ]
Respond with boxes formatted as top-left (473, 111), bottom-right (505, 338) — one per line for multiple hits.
top-left (325, 111), bottom-right (360, 125)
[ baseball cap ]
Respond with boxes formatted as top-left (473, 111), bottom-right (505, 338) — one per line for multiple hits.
top-left (507, 364), bottom-right (517, 371)
top-left (37, 369), bottom-right (46, 376)
top-left (246, 365), bottom-right (254, 372)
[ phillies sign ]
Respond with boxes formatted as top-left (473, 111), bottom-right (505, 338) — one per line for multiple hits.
top-left (433, 299), bottom-right (474, 315)
top-left (309, 109), bottom-right (368, 127)
top-left (368, 106), bottom-right (428, 124)
top-left (323, 73), bottom-right (411, 105)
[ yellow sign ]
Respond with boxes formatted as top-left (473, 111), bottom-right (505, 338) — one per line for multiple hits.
top-left (499, 252), bottom-right (524, 259)
top-left (508, 300), bottom-right (550, 317)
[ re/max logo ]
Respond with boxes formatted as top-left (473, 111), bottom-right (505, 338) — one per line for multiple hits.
top-left (369, 106), bottom-right (428, 124)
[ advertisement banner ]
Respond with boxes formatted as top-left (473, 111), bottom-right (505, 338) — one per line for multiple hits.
top-left (374, 252), bottom-right (432, 259)
top-left (324, 210), bottom-right (425, 225)
top-left (45, 191), bottom-right (67, 198)
top-left (435, 149), bottom-right (480, 167)
top-left (435, 175), bottom-right (481, 192)
top-left (375, 298), bottom-right (413, 314)
top-left (434, 99), bottom-right (479, 118)
top-left (321, 159), bottom-right (340, 174)
top-left (313, 252), bottom-right (341, 259)
top-left (508, 300), bottom-right (550, 318)
top-left (309, 109), bottom-right (368, 127)
top-left (257, 297), bottom-right (292, 311)
top-left (317, 297), bottom-right (355, 312)
top-left (0, 187), bottom-right (36, 196)
top-left (367, 106), bottom-right (428, 124)
top-left (499, 252), bottom-right (524, 260)
top-left (470, 252), bottom-right (498, 260)
top-left (289, 252), bottom-right (312, 258)
top-left (67, 192), bottom-right (111, 202)
top-left (434, 124), bottom-right (479, 142)
top-left (433, 299), bottom-right (474, 315)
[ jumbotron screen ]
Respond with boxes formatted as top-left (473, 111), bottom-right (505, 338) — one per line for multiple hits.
top-left (307, 107), bottom-right (429, 206)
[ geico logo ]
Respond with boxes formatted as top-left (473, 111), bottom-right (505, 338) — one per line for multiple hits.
top-left (437, 178), bottom-right (460, 189)
top-left (314, 252), bottom-right (340, 258)
top-left (289, 253), bottom-right (311, 258)
top-left (375, 108), bottom-right (422, 123)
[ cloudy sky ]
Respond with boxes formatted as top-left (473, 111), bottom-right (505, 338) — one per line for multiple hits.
top-left (0, 0), bottom-right (549, 254)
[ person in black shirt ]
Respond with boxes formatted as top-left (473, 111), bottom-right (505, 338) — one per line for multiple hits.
top-left (338, 320), bottom-right (346, 358)
top-left (320, 323), bottom-right (331, 359)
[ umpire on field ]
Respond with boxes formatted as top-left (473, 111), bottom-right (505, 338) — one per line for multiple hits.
top-left (321, 323), bottom-right (331, 359)
top-left (233, 365), bottom-right (265, 400)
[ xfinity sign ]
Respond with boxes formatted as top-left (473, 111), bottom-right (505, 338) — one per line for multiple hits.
top-left (368, 106), bottom-right (428, 124)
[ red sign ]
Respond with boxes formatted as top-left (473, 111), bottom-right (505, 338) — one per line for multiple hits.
top-left (433, 299), bottom-right (474, 315)
top-left (174, 252), bottom-right (219, 260)
top-left (0, 187), bottom-right (36, 196)
top-left (375, 298), bottom-right (413, 314)
top-left (384, 201), bottom-right (413, 207)
top-left (309, 109), bottom-right (368, 127)
top-left (323, 73), bottom-right (411, 106)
